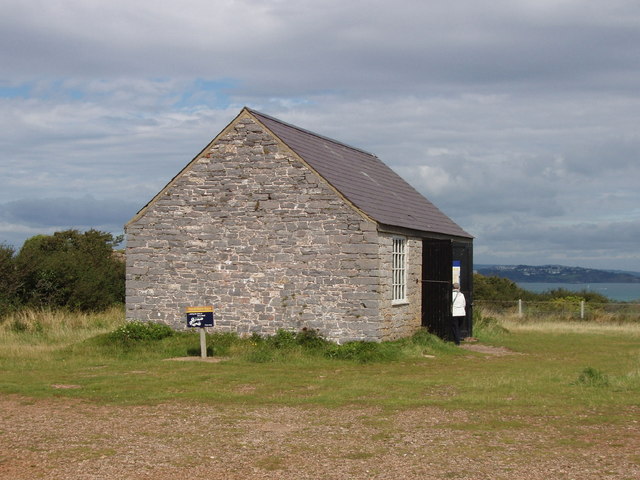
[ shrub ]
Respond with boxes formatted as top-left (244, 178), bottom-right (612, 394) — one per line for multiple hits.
top-left (108, 321), bottom-right (174, 344)
top-left (251, 328), bottom-right (331, 353)
top-left (574, 367), bottom-right (609, 387)
top-left (14, 229), bottom-right (125, 312)
top-left (266, 329), bottom-right (298, 349)
top-left (473, 309), bottom-right (509, 337)
top-left (208, 332), bottom-right (242, 356)
top-left (241, 329), bottom-right (330, 363)
top-left (294, 327), bottom-right (330, 349)
top-left (245, 345), bottom-right (276, 363)
top-left (84, 326), bottom-right (451, 364)
top-left (474, 273), bottom-right (537, 302)
top-left (239, 328), bottom-right (448, 364)
top-left (0, 243), bottom-right (19, 317)
top-left (409, 327), bottom-right (443, 347)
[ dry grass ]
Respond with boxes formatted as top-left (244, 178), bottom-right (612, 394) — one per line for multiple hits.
top-left (0, 305), bottom-right (125, 357)
top-left (0, 305), bottom-right (124, 333)
top-left (499, 317), bottom-right (640, 335)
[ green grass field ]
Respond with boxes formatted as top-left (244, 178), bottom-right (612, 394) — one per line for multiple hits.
top-left (1, 307), bottom-right (638, 419)
top-left (2, 307), bottom-right (639, 479)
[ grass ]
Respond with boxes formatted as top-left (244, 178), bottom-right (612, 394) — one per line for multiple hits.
top-left (1, 307), bottom-right (639, 424)
top-left (0, 306), bottom-right (124, 361)
top-left (2, 308), bottom-right (638, 479)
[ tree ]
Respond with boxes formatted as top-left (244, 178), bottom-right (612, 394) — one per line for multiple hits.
top-left (473, 273), bottom-right (610, 304)
top-left (14, 229), bottom-right (125, 311)
top-left (473, 273), bottom-right (538, 302)
top-left (0, 243), bottom-right (19, 316)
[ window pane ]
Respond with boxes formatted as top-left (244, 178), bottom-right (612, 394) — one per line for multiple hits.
top-left (392, 237), bottom-right (406, 301)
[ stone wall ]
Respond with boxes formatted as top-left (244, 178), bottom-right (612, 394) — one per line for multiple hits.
top-left (126, 113), bottom-right (414, 342)
top-left (378, 234), bottom-right (423, 340)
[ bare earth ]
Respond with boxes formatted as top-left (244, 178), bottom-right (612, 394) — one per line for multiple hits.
top-left (2, 390), bottom-right (639, 480)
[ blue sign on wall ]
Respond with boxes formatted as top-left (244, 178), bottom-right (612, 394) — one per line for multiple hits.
top-left (186, 306), bottom-right (214, 327)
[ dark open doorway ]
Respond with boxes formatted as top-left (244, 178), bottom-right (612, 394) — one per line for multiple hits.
top-left (421, 239), bottom-right (452, 339)
top-left (453, 240), bottom-right (473, 338)
top-left (422, 238), bottom-right (473, 341)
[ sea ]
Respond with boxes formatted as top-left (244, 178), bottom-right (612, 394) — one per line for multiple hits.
top-left (517, 282), bottom-right (640, 302)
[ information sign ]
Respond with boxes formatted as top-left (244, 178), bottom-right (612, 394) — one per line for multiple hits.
top-left (186, 306), bottom-right (214, 328)
top-left (452, 260), bottom-right (461, 285)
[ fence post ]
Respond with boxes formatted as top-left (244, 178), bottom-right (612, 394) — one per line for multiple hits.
top-left (580, 300), bottom-right (585, 320)
top-left (518, 299), bottom-right (523, 318)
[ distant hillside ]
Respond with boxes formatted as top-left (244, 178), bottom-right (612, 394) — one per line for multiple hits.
top-left (475, 264), bottom-right (640, 283)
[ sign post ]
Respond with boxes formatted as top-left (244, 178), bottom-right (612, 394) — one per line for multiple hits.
top-left (185, 306), bottom-right (214, 358)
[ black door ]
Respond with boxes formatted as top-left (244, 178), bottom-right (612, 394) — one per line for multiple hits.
top-left (422, 239), bottom-right (452, 339)
top-left (453, 241), bottom-right (473, 338)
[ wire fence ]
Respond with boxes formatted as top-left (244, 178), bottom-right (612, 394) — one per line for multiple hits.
top-left (475, 299), bottom-right (640, 322)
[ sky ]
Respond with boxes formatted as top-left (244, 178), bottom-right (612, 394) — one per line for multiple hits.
top-left (1, 0), bottom-right (639, 271)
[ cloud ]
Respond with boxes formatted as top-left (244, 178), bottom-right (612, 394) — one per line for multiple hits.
top-left (474, 217), bottom-right (640, 269)
top-left (0, 195), bottom-right (142, 248)
top-left (2, 1), bottom-right (639, 93)
top-left (0, 195), bottom-right (138, 228)
top-left (1, 0), bottom-right (639, 270)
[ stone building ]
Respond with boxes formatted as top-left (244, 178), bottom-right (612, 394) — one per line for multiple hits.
top-left (125, 108), bottom-right (473, 343)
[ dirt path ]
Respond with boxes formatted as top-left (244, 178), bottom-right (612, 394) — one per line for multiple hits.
top-left (1, 395), bottom-right (638, 479)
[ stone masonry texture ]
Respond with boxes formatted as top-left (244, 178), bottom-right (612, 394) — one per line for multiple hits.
top-left (126, 113), bottom-right (423, 342)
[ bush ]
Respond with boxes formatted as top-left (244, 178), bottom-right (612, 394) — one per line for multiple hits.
top-left (245, 345), bottom-right (276, 363)
top-left (108, 321), bottom-right (174, 344)
top-left (247, 328), bottom-right (331, 352)
top-left (208, 332), bottom-right (242, 356)
top-left (473, 273), bottom-right (610, 305)
top-left (266, 329), bottom-right (298, 349)
top-left (241, 328), bottom-right (331, 363)
top-left (13, 229), bottom-right (125, 312)
top-left (294, 327), bottom-right (331, 349)
top-left (0, 243), bottom-right (19, 316)
top-left (473, 309), bottom-right (509, 337)
top-left (409, 327), bottom-right (443, 347)
top-left (539, 289), bottom-right (609, 304)
top-left (81, 326), bottom-right (454, 364)
top-left (239, 328), bottom-right (448, 364)
top-left (574, 367), bottom-right (610, 387)
top-left (474, 273), bottom-right (537, 302)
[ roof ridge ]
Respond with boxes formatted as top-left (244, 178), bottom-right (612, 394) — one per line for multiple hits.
top-left (245, 107), bottom-right (378, 158)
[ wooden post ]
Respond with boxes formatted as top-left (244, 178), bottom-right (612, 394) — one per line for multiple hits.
top-left (518, 299), bottom-right (523, 318)
top-left (580, 300), bottom-right (585, 320)
top-left (186, 306), bottom-right (214, 358)
top-left (200, 328), bottom-right (207, 358)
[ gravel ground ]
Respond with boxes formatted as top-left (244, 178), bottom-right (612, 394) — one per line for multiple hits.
top-left (1, 393), bottom-right (639, 480)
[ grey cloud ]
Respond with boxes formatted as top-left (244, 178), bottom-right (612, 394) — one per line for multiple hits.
top-left (1, 0), bottom-right (639, 270)
top-left (566, 137), bottom-right (640, 175)
top-left (0, 196), bottom-right (139, 229)
top-left (2, 1), bottom-right (640, 96)
top-left (473, 218), bottom-right (640, 269)
top-left (482, 219), bottom-right (640, 249)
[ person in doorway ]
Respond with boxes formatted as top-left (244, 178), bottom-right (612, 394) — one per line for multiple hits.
top-left (451, 282), bottom-right (466, 345)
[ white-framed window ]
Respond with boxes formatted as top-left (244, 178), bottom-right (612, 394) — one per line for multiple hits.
top-left (392, 236), bottom-right (407, 303)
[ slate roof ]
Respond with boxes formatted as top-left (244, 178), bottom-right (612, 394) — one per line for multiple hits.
top-left (248, 108), bottom-right (472, 239)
